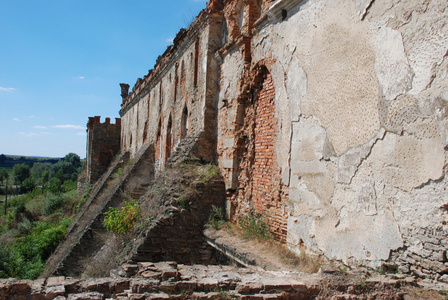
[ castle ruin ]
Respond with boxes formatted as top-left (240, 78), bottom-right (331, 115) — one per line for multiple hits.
top-left (86, 0), bottom-right (448, 280)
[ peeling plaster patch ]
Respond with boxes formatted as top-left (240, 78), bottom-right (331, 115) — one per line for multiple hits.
top-left (353, 0), bottom-right (375, 20)
top-left (314, 204), bottom-right (403, 264)
top-left (288, 117), bottom-right (336, 216)
top-left (337, 128), bottom-right (386, 184)
top-left (299, 8), bottom-right (381, 155)
top-left (372, 25), bottom-right (413, 101)
top-left (290, 117), bottom-right (329, 162)
top-left (408, 32), bottom-right (448, 95)
top-left (287, 214), bottom-right (317, 255)
top-left (356, 176), bottom-right (377, 216)
top-left (286, 58), bottom-right (307, 121)
top-left (270, 63), bottom-right (293, 186)
top-left (368, 132), bottom-right (445, 192)
top-left (379, 95), bottom-right (420, 134)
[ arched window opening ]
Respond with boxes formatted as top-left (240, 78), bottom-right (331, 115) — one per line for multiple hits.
top-left (174, 63), bottom-right (179, 102)
top-left (181, 106), bottom-right (189, 139)
top-left (165, 116), bottom-right (173, 163)
top-left (156, 120), bottom-right (162, 159)
top-left (222, 19), bottom-right (228, 46)
top-left (143, 121), bottom-right (149, 143)
top-left (159, 80), bottom-right (163, 109)
top-left (180, 61), bottom-right (186, 96)
top-left (147, 95), bottom-right (151, 119)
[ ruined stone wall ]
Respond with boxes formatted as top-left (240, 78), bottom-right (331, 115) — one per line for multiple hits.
top-left (86, 116), bottom-right (121, 182)
top-left (87, 0), bottom-right (447, 280)
top-left (119, 8), bottom-right (224, 168)
top-left (217, 0), bottom-right (448, 279)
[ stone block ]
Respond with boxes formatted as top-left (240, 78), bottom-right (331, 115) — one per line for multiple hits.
top-left (67, 292), bottom-right (104, 300)
top-left (45, 285), bottom-right (65, 300)
top-left (221, 159), bottom-right (234, 169)
top-left (46, 277), bottom-right (66, 287)
top-left (236, 282), bottom-right (263, 294)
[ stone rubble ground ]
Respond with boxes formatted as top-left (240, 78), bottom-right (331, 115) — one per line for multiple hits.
top-left (1, 261), bottom-right (441, 300)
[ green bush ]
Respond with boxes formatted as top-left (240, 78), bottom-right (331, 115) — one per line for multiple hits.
top-left (103, 200), bottom-right (141, 235)
top-left (42, 194), bottom-right (64, 215)
top-left (22, 177), bottom-right (36, 193)
top-left (0, 218), bottom-right (70, 279)
top-left (239, 211), bottom-right (272, 240)
top-left (207, 205), bottom-right (225, 229)
top-left (48, 177), bottom-right (61, 194)
top-left (19, 219), bottom-right (70, 260)
top-left (62, 180), bottom-right (77, 192)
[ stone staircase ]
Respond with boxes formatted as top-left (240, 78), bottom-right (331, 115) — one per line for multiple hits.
top-left (42, 143), bottom-right (156, 278)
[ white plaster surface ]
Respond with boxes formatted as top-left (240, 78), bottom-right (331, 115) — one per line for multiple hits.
top-left (251, 0), bottom-right (448, 270)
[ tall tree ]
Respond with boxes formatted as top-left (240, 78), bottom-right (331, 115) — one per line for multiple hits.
top-left (12, 163), bottom-right (31, 187)
top-left (0, 169), bottom-right (8, 186)
top-left (42, 171), bottom-right (49, 192)
top-left (64, 153), bottom-right (81, 169)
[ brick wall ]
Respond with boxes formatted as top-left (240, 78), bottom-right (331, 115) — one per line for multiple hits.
top-left (86, 117), bottom-right (121, 183)
top-left (228, 69), bottom-right (288, 242)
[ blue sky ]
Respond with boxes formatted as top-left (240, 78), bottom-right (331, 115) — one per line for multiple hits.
top-left (0, 0), bottom-right (207, 158)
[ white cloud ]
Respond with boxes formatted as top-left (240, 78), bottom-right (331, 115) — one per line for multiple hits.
top-left (77, 132), bottom-right (87, 136)
top-left (19, 132), bottom-right (41, 137)
top-left (13, 118), bottom-right (21, 122)
top-left (33, 125), bottom-right (48, 129)
top-left (0, 87), bottom-right (16, 92)
top-left (53, 124), bottom-right (84, 130)
top-left (166, 37), bottom-right (174, 44)
top-left (78, 76), bottom-right (85, 79)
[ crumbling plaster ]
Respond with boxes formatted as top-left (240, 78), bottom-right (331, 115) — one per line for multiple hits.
top-left (238, 0), bottom-right (448, 271)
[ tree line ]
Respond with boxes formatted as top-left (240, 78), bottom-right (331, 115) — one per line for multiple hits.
top-left (0, 153), bottom-right (83, 195)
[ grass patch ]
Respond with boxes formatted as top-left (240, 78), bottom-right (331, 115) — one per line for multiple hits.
top-left (239, 211), bottom-right (272, 240)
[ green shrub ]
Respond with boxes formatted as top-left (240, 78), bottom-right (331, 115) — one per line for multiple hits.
top-left (42, 194), bottom-right (64, 215)
top-left (0, 218), bottom-right (70, 279)
top-left (22, 177), bottom-right (36, 193)
top-left (198, 164), bottom-right (219, 184)
top-left (17, 217), bottom-right (32, 234)
top-left (207, 205), bottom-right (225, 229)
top-left (239, 211), bottom-right (271, 240)
top-left (48, 177), bottom-right (61, 194)
top-left (75, 183), bottom-right (92, 213)
top-left (113, 168), bottom-right (123, 179)
top-left (62, 180), bottom-right (77, 192)
top-left (19, 219), bottom-right (70, 260)
top-left (177, 196), bottom-right (191, 210)
top-left (103, 200), bottom-right (141, 235)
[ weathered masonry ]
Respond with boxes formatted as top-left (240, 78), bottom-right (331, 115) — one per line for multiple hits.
top-left (86, 116), bottom-right (121, 183)
top-left (86, 0), bottom-right (448, 281)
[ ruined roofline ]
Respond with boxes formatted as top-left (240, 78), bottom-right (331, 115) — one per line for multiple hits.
top-left (119, 4), bottom-right (220, 116)
top-left (87, 116), bottom-right (121, 130)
